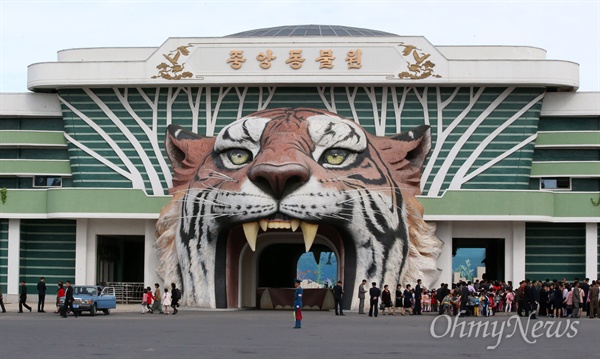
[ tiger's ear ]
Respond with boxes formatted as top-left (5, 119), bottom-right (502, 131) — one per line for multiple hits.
top-left (165, 125), bottom-right (215, 193)
top-left (371, 125), bottom-right (431, 196)
top-left (388, 125), bottom-right (431, 170)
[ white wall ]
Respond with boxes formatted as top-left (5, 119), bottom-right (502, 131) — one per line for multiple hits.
top-left (6, 219), bottom-right (20, 296)
top-left (586, 223), bottom-right (598, 279)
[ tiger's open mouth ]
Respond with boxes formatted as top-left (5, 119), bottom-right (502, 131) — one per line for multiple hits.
top-left (241, 213), bottom-right (319, 252)
top-left (220, 213), bottom-right (353, 309)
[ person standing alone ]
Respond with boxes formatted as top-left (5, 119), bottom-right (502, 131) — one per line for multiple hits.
top-left (357, 279), bottom-right (367, 314)
top-left (37, 277), bottom-right (47, 312)
top-left (18, 281), bottom-right (32, 313)
top-left (368, 282), bottom-right (381, 317)
top-left (414, 279), bottom-right (423, 315)
top-left (293, 279), bottom-right (303, 328)
top-left (333, 281), bottom-right (345, 316)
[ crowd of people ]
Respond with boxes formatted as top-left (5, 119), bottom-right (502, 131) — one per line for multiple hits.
top-left (353, 277), bottom-right (600, 319)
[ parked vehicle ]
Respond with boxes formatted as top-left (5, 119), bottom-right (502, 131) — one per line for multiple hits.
top-left (59, 285), bottom-right (116, 316)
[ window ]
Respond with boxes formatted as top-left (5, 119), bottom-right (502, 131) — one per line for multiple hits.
top-left (33, 176), bottom-right (62, 187)
top-left (540, 177), bottom-right (570, 190)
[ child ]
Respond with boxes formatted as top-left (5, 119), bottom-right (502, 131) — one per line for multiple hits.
top-left (141, 288), bottom-right (148, 314)
top-left (505, 290), bottom-right (514, 312)
top-left (162, 288), bottom-right (172, 315)
top-left (422, 291), bottom-right (431, 312)
top-left (145, 286), bottom-right (154, 314)
top-left (473, 294), bottom-right (480, 316)
top-left (441, 293), bottom-right (453, 315)
top-left (480, 291), bottom-right (489, 317)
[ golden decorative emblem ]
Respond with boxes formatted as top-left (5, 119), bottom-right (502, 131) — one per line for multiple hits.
top-left (152, 45), bottom-right (194, 80)
top-left (397, 43), bottom-right (441, 80)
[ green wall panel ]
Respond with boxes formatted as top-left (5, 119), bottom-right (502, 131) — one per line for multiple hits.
top-left (0, 189), bottom-right (169, 215)
top-left (0, 118), bottom-right (64, 131)
top-left (535, 131), bottom-right (600, 147)
top-left (525, 223), bottom-right (586, 281)
top-left (530, 162), bottom-right (600, 177)
top-left (19, 219), bottom-right (76, 294)
top-left (0, 159), bottom-right (71, 175)
top-left (419, 190), bottom-right (600, 219)
top-left (0, 148), bottom-right (69, 160)
top-left (533, 149), bottom-right (600, 162)
top-left (538, 117), bottom-right (600, 131)
top-left (0, 130), bottom-right (67, 146)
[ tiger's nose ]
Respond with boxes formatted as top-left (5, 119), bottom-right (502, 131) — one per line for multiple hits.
top-left (248, 163), bottom-right (310, 199)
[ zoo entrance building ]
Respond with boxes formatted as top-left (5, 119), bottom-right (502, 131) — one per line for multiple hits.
top-left (0, 25), bottom-right (598, 307)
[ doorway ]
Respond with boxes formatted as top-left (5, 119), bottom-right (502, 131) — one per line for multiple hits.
top-left (96, 235), bottom-right (144, 284)
top-left (452, 238), bottom-right (505, 282)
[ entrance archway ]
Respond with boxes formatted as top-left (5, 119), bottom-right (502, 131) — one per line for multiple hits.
top-left (238, 232), bottom-right (341, 308)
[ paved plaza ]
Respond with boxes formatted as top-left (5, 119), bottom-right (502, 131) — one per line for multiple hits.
top-left (0, 303), bottom-right (599, 359)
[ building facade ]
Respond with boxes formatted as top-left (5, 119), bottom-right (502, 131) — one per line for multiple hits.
top-left (1, 25), bottom-right (598, 306)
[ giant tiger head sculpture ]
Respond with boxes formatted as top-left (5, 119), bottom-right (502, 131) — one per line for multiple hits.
top-left (156, 108), bottom-right (442, 309)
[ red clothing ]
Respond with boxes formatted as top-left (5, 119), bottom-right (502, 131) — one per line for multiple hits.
top-left (57, 288), bottom-right (65, 297)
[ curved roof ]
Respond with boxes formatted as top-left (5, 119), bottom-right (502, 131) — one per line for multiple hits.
top-left (225, 25), bottom-right (398, 37)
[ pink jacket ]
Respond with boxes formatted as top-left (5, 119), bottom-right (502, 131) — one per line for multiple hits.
top-left (566, 291), bottom-right (573, 306)
top-left (506, 292), bottom-right (514, 304)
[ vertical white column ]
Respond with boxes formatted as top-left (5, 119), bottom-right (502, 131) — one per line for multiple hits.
top-left (75, 219), bottom-right (88, 285)
top-left (504, 226), bottom-right (514, 283)
top-left (144, 219), bottom-right (160, 286)
top-left (585, 223), bottom-right (598, 280)
top-left (512, 222), bottom-right (526, 283)
top-left (431, 221), bottom-right (452, 288)
top-left (85, 223), bottom-right (97, 285)
top-left (7, 219), bottom-right (20, 295)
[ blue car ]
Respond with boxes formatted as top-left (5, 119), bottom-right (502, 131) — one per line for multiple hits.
top-left (59, 285), bottom-right (117, 316)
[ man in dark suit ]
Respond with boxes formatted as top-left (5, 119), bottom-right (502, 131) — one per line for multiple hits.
top-left (459, 281), bottom-right (470, 316)
top-left (414, 279), bottom-right (423, 315)
top-left (437, 284), bottom-right (447, 315)
top-left (524, 280), bottom-right (537, 318)
top-left (580, 278), bottom-right (590, 315)
top-left (368, 282), bottom-right (381, 317)
top-left (589, 281), bottom-right (599, 318)
top-left (37, 277), bottom-right (47, 312)
top-left (18, 281), bottom-right (32, 313)
top-left (333, 281), bottom-right (344, 316)
top-left (61, 281), bottom-right (78, 318)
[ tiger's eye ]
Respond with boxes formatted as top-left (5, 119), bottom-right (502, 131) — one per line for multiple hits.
top-left (323, 149), bottom-right (347, 165)
top-left (227, 149), bottom-right (251, 165)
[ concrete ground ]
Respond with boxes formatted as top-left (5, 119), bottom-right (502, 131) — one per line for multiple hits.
top-left (0, 301), bottom-right (598, 359)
